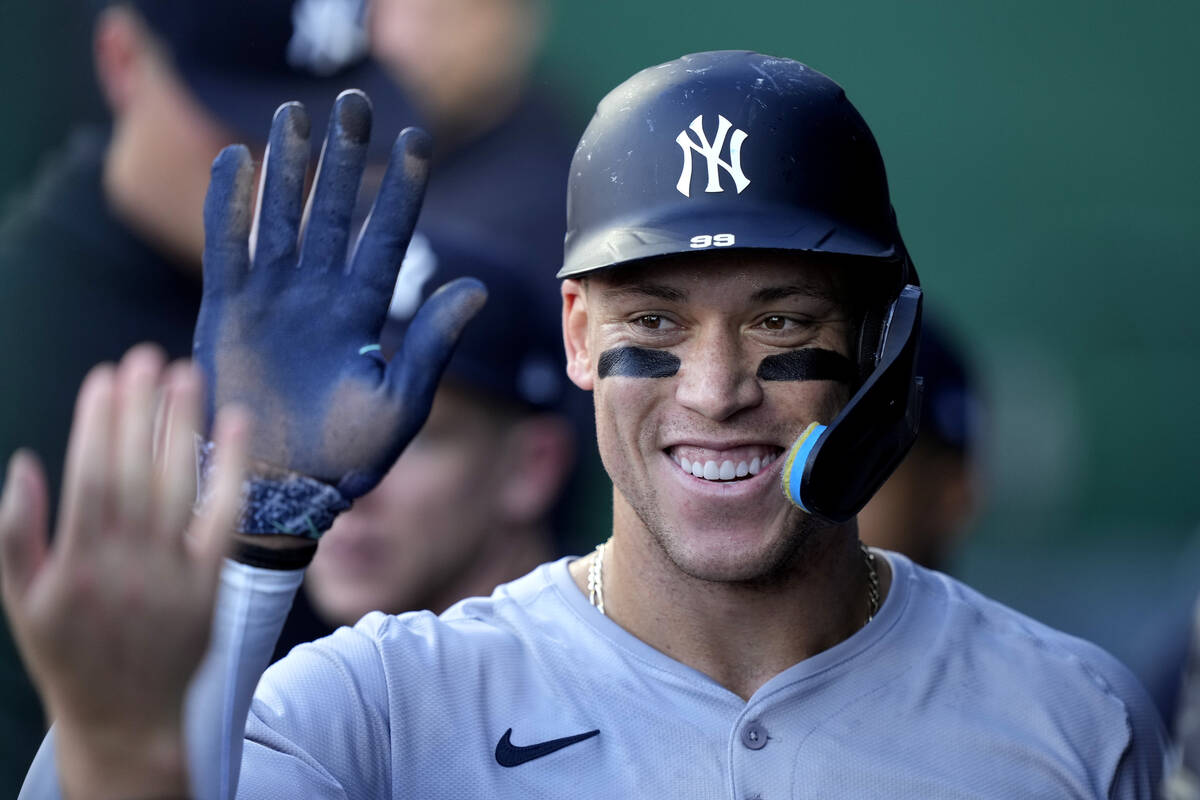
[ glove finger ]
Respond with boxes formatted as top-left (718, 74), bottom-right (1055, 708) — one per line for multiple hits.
top-left (202, 145), bottom-right (255, 293)
top-left (248, 102), bottom-right (311, 274)
top-left (387, 277), bottom-right (488, 414)
top-left (298, 90), bottom-right (372, 275)
top-left (345, 127), bottom-right (432, 330)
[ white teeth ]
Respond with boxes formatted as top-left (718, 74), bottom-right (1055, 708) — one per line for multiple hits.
top-left (673, 451), bottom-right (778, 481)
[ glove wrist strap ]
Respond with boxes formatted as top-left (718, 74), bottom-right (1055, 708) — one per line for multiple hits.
top-left (194, 436), bottom-right (352, 539)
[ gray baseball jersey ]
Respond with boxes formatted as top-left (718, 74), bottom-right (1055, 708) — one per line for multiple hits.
top-left (232, 551), bottom-right (1167, 798)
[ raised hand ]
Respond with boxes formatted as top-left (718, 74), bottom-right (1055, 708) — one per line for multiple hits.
top-left (194, 91), bottom-right (486, 501)
top-left (0, 346), bottom-right (249, 799)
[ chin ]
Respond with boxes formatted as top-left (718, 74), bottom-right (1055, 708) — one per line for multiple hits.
top-left (655, 512), bottom-right (811, 585)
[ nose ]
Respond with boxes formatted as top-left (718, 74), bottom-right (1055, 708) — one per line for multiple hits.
top-left (674, 328), bottom-right (763, 421)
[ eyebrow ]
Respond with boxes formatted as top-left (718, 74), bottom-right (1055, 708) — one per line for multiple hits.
top-left (598, 280), bottom-right (838, 305)
top-left (751, 284), bottom-right (838, 303)
top-left (598, 283), bottom-right (688, 302)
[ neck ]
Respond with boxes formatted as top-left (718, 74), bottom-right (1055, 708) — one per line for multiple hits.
top-left (571, 506), bottom-right (889, 701)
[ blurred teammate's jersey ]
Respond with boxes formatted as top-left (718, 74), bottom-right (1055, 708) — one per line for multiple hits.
top-left (0, 128), bottom-right (202, 503)
top-left (1164, 599), bottom-right (1200, 799)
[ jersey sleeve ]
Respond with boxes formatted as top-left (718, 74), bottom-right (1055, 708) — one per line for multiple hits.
top-left (1056, 630), bottom-right (1172, 799)
top-left (192, 561), bottom-right (305, 800)
top-left (236, 623), bottom-right (394, 800)
top-left (1103, 659), bottom-right (1172, 799)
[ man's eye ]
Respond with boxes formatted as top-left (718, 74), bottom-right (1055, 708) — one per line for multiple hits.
top-left (762, 315), bottom-right (792, 331)
top-left (636, 315), bottom-right (672, 330)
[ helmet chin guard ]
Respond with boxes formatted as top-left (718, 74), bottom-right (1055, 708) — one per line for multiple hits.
top-left (783, 285), bottom-right (924, 524)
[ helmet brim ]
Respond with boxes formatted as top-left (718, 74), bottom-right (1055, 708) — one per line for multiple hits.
top-left (557, 205), bottom-right (901, 279)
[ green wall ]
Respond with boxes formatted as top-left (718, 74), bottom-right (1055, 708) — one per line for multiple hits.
top-left (0, 1), bottom-right (102, 205)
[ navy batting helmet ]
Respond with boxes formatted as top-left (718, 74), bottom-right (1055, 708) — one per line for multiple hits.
top-left (560, 50), bottom-right (923, 524)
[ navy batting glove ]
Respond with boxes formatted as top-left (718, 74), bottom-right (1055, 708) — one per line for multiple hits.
top-left (194, 91), bottom-right (487, 501)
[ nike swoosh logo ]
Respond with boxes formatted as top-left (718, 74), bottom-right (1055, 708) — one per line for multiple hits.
top-left (494, 727), bottom-right (600, 767)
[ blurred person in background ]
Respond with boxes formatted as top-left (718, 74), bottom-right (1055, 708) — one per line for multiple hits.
top-left (857, 314), bottom-right (981, 572)
top-left (273, 227), bottom-right (577, 657)
top-left (1164, 596), bottom-right (1200, 799)
top-left (365, 0), bottom-right (600, 556)
top-left (367, 0), bottom-right (580, 289)
top-left (0, 0), bottom-right (411, 789)
top-left (0, 0), bottom-right (413, 510)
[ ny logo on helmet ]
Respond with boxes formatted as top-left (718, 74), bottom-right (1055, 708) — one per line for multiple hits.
top-left (675, 115), bottom-right (750, 198)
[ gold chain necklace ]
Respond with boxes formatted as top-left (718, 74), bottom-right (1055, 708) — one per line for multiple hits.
top-left (587, 539), bottom-right (881, 624)
top-left (586, 538), bottom-right (610, 614)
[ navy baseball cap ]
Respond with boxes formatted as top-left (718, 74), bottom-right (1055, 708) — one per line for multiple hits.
top-left (121, 0), bottom-right (419, 157)
top-left (381, 227), bottom-right (566, 412)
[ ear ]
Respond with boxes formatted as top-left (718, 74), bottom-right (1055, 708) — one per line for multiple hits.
top-left (496, 414), bottom-right (575, 524)
top-left (93, 6), bottom-right (146, 114)
top-left (562, 279), bottom-right (593, 391)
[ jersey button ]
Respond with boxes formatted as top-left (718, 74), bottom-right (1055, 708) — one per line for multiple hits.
top-left (740, 721), bottom-right (768, 750)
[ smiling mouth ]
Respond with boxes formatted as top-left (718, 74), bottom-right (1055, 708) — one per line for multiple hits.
top-left (667, 446), bottom-right (783, 483)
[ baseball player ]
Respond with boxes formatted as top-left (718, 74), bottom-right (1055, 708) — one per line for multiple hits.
top-left (6, 52), bottom-right (1168, 798)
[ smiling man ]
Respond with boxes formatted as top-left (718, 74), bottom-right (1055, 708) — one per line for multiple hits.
top-left (8, 52), bottom-right (1168, 799)
top-left (559, 252), bottom-right (879, 701)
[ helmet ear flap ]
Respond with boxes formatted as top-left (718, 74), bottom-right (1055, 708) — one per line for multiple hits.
top-left (855, 303), bottom-right (886, 384)
top-left (851, 267), bottom-right (903, 384)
